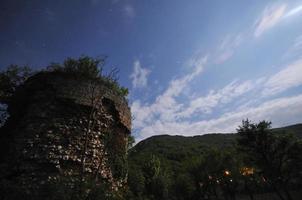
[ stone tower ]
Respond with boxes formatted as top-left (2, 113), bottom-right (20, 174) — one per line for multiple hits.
top-left (0, 71), bottom-right (131, 199)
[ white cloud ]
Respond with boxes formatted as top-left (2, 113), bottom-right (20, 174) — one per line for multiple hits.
top-left (136, 94), bottom-right (302, 141)
top-left (132, 57), bottom-right (264, 140)
top-left (133, 77), bottom-right (261, 140)
top-left (130, 60), bottom-right (151, 88)
top-left (254, 4), bottom-right (287, 38)
top-left (176, 79), bottom-right (259, 118)
top-left (215, 34), bottom-right (243, 64)
top-left (284, 35), bottom-right (302, 60)
top-left (132, 57), bottom-right (302, 142)
top-left (216, 51), bottom-right (234, 64)
top-left (293, 35), bottom-right (302, 51)
top-left (263, 59), bottom-right (302, 95)
top-left (284, 5), bottom-right (302, 18)
top-left (130, 3), bottom-right (302, 142)
top-left (131, 56), bottom-right (207, 129)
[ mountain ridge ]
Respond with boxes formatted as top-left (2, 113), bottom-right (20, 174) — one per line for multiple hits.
top-left (129, 123), bottom-right (302, 174)
top-left (135, 123), bottom-right (302, 147)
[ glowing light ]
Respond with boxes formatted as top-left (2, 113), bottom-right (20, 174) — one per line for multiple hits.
top-left (284, 5), bottom-right (302, 17)
top-left (224, 170), bottom-right (230, 176)
top-left (240, 167), bottom-right (254, 176)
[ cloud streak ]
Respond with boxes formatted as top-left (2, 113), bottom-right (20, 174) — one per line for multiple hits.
top-left (130, 60), bottom-right (151, 89)
top-left (284, 35), bottom-right (302, 60)
top-left (137, 94), bottom-right (302, 141)
top-left (131, 2), bottom-right (302, 142)
top-left (131, 56), bottom-right (207, 129)
top-left (263, 59), bottom-right (302, 95)
top-left (254, 4), bottom-right (287, 38)
top-left (215, 34), bottom-right (243, 64)
top-left (132, 56), bottom-right (302, 142)
top-left (284, 5), bottom-right (302, 18)
top-left (176, 79), bottom-right (259, 118)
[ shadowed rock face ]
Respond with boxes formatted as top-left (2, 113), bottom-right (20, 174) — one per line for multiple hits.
top-left (0, 72), bottom-right (131, 198)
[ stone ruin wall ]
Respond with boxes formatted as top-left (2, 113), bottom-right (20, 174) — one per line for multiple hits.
top-left (0, 72), bottom-right (131, 195)
top-left (48, 73), bottom-right (131, 131)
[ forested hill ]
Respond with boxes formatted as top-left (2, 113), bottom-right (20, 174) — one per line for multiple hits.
top-left (129, 123), bottom-right (302, 173)
top-left (273, 123), bottom-right (302, 136)
top-left (127, 123), bottom-right (302, 199)
top-left (133, 123), bottom-right (302, 150)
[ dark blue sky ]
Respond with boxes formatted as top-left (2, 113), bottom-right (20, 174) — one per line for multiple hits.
top-left (1, 0), bottom-right (302, 141)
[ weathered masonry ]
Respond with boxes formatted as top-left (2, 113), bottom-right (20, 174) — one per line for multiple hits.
top-left (0, 71), bottom-right (131, 197)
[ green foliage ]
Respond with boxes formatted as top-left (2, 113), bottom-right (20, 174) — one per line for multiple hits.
top-left (128, 154), bottom-right (170, 200)
top-left (127, 135), bottom-right (135, 150)
top-left (0, 65), bottom-right (33, 126)
top-left (147, 172), bottom-right (170, 200)
top-left (128, 123), bottom-right (302, 200)
top-left (47, 56), bottom-right (104, 79)
top-left (0, 65), bottom-right (32, 103)
top-left (186, 148), bottom-right (241, 200)
top-left (173, 174), bottom-right (195, 200)
top-left (0, 56), bottom-right (128, 109)
top-left (47, 56), bottom-right (128, 97)
top-left (237, 120), bottom-right (302, 181)
top-left (127, 166), bottom-right (145, 197)
top-left (0, 104), bottom-right (8, 126)
top-left (128, 133), bottom-right (237, 178)
top-left (237, 120), bottom-right (302, 200)
top-left (142, 155), bottom-right (161, 180)
top-left (102, 131), bottom-right (128, 180)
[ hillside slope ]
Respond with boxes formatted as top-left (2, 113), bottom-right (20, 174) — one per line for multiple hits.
top-left (129, 123), bottom-right (302, 173)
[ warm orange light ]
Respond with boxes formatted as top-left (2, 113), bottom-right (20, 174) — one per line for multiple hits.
top-left (240, 167), bottom-right (254, 176)
top-left (224, 170), bottom-right (230, 176)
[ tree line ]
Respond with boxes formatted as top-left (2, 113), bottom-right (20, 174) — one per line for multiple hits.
top-left (127, 120), bottom-right (302, 200)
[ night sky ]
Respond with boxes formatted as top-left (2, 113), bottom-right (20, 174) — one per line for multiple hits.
top-left (1, 0), bottom-right (302, 141)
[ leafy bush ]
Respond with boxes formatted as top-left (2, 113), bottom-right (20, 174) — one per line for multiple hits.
top-left (47, 56), bottom-right (128, 97)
